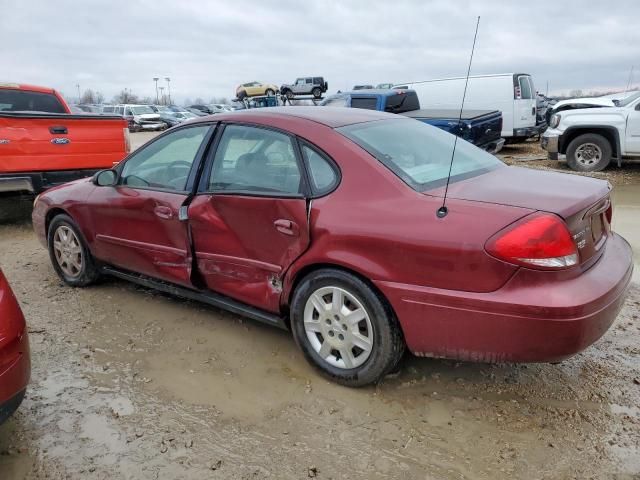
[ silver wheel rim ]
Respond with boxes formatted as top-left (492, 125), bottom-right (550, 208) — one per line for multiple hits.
top-left (303, 286), bottom-right (374, 369)
top-left (53, 226), bottom-right (83, 278)
top-left (575, 143), bottom-right (602, 166)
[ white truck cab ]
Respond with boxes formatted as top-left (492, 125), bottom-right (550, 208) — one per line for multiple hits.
top-left (541, 91), bottom-right (640, 171)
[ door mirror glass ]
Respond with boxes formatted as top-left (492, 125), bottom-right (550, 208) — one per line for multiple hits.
top-left (93, 169), bottom-right (118, 186)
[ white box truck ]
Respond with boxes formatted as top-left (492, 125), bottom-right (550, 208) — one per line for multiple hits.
top-left (394, 73), bottom-right (538, 143)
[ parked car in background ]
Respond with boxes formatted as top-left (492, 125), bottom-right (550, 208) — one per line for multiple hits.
top-left (189, 104), bottom-right (214, 115)
top-left (0, 268), bottom-right (30, 424)
top-left (0, 83), bottom-right (129, 202)
top-left (102, 104), bottom-right (165, 132)
top-left (394, 73), bottom-right (538, 142)
top-left (209, 104), bottom-right (233, 113)
top-left (184, 107), bottom-right (208, 117)
top-left (353, 85), bottom-right (374, 90)
top-left (376, 83), bottom-right (394, 89)
top-left (321, 89), bottom-right (504, 152)
top-left (280, 77), bottom-right (328, 99)
top-left (158, 111), bottom-right (199, 127)
top-left (32, 107), bottom-right (632, 387)
top-left (542, 91), bottom-right (640, 171)
top-left (536, 93), bottom-right (550, 132)
top-left (235, 81), bottom-right (279, 100)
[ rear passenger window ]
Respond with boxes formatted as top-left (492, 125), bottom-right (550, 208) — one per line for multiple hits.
top-left (302, 144), bottom-right (338, 195)
top-left (209, 125), bottom-right (302, 195)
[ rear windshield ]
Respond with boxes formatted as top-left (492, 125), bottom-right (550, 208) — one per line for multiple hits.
top-left (384, 91), bottom-right (420, 113)
top-left (337, 118), bottom-right (503, 190)
top-left (0, 89), bottom-right (66, 113)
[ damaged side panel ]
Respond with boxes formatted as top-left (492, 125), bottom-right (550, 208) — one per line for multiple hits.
top-left (187, 194), bottom-right (310, 313)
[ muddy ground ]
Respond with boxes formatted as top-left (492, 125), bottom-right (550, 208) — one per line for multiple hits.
top-left (0, 133), bottom-right (639, 479)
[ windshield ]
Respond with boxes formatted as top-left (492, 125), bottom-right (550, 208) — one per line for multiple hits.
top-left (130, 105), bottom-right (154, 114)
top-left (338, 119), bottom-right (503, 191)
top-left (617, 91), bottom-right (640, 107)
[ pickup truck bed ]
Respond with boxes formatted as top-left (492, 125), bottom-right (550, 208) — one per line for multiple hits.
top-left (0, 111), bottom-right (128, 194)
top-left (401, 108), bottom-right (504, 152)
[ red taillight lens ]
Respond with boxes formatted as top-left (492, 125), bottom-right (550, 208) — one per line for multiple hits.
top-left (486, 213), bottom-right (578, 269)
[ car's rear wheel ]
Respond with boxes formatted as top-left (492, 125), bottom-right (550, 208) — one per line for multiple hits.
top-left (265, 88), bottom-right (275, 96)
top-left (566, 133), bottom-right (611, 172)
top-left (290, 269), bottom-right (405, 387)
top-left (312, 87), bottom-right (322, 99)
top-left (48, 214), bottom-right (100, 287)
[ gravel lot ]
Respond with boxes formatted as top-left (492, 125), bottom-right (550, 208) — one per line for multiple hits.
top-left (0, 132), bottom-right (638, 479)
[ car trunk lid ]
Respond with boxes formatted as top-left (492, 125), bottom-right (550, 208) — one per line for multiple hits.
top-left (428, 166), bottom-right (612, 266)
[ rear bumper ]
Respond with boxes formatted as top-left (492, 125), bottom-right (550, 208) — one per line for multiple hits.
top-left (0, 169), bottom-right (99, 194)
top-left (375, 233), bottom-right (633, 363)
top-left (481, 138), bottom-right (505, 154)
top-left (0, 335), bottom-right (30, 424)
top-left (0, 389), bottom-right (26, 425)
top-left (512, 126), bottom-right (539, 138)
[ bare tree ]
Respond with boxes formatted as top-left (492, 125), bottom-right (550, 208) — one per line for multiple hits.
top-left (140, 96), bottom-right (154, 105)
top-left (112, 89), bottom-right (139, 104)
top-left (194, 97), bottom-right (205, 105)
top-left (80, 89), bottom-right (96, 104)
top-left (95, 91), bottom-right (105, 104)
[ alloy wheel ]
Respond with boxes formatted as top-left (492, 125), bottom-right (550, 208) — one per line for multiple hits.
top-left (303, 286), bottom-right (374, 369)
top-left (53, 226), bottom-right (83, 278)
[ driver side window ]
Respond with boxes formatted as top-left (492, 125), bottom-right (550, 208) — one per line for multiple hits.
top-left (120, 125), bottom-right (210, 191)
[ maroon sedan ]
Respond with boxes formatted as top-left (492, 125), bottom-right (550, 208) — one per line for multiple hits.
top-left (32, 108), bottom-right (633, 386)
top-left (0, 268), bottom-right (30, 423)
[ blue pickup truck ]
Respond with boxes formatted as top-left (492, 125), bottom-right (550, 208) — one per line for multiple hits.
top-left (320, 89), bottom-right (504, 153)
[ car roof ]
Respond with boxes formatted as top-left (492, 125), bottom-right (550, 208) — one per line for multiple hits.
top-left (196, 106), bottom-right (397, 128)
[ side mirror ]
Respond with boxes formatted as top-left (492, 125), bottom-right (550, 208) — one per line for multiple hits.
top-left (93, 169), bottom-right (118, 187)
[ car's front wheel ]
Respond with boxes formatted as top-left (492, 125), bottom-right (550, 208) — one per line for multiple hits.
top-left (48, 214), bottom-right (100, 287)
top-left (265, 88), bottom-right (275, 96)
top-left (566, 133), bottom-right (612, 172)
top-left (291, 269), bottom-right (405, 387)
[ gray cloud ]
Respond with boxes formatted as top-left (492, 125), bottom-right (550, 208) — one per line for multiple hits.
top-left (2, 0), bottom-right (638, 103)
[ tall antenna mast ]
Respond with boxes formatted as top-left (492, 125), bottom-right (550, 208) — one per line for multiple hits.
top-left (623, 65), bottom-right (634, 96)
top-left (437, 16), bottom-right (481, 219)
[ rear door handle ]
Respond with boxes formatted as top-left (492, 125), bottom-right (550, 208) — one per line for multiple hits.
top-left (49, 126), bottom-right (68, 134)
top-left (154, 205), bottom-right (173, 219)
top-left (274, 219), bottom-right (298, 236)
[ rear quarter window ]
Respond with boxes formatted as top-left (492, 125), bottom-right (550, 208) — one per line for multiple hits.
top-left (0, 89), bottom-right (66, 113)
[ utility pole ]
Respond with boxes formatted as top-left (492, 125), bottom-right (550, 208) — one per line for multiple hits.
top-left (76, 84), bottom-right (80, 103)
top-left (165, 77), bottom-right (171, 105)
top-left (159, 86), bottom-right (165, 105)
top-left (153, 77), bottom-right (159, 104)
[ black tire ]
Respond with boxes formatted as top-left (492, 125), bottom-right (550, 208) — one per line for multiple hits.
top-left (290, 269), bottom-right (405, 387)
top-left (312, 87), bottom-right (322, 99)
top-left (237, 90), bottom-right (247, 100)
top-left (47, 214), bottom-right (100, 287)
top-left (265, 88), bottom-right (275, 96)
top-left (284, 90), bottom-right (294, 100)
top-left (566, 133), bottom-right (612, 172)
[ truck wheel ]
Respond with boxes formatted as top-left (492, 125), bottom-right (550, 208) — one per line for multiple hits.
top-left (312, 87), bottom-right (322, 99)
top-left (290, 269), bottom-right (405, 387)
top-left (0, 196), bottom-right (33, 223)
top-left (265, 88), bottom-right (275, 96)
top-left (566, 133), bottom-right (612, 172)
top-left (48, 214), bottom-right (100, 287)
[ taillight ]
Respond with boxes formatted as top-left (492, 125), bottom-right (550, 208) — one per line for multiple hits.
top-left (123, 127), bottom-right (131, 153)
top-left (486, 213), bottom-right (578, 269)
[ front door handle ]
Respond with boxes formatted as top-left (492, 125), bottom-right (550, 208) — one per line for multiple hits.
top-left (154, 205), bottom-right (173, 219)
top-left (274, 219), bottom-right (298, 236)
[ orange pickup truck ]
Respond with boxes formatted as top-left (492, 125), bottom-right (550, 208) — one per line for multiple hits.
top-left (0, 83), bottom-right (130, 197)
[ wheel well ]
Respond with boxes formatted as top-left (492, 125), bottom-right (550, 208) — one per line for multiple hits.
top-left (284, 263), bottom-right (402, 334)
top-left (45, 208), bottom-right (68, 235)
top-left (561, 128), bottom-right (618, 157)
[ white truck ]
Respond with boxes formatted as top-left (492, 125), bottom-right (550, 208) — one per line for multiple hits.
top-left (394, 73), bottom-right (538, 142)
top-left (541, 91), bottom-right (640, 171)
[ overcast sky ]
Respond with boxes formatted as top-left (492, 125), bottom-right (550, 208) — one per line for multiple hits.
top-left (2, 0), bottom-right (639, 103)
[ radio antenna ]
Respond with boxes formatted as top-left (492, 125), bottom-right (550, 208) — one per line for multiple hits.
top-left (437, 16), bottom-right (481, 219)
